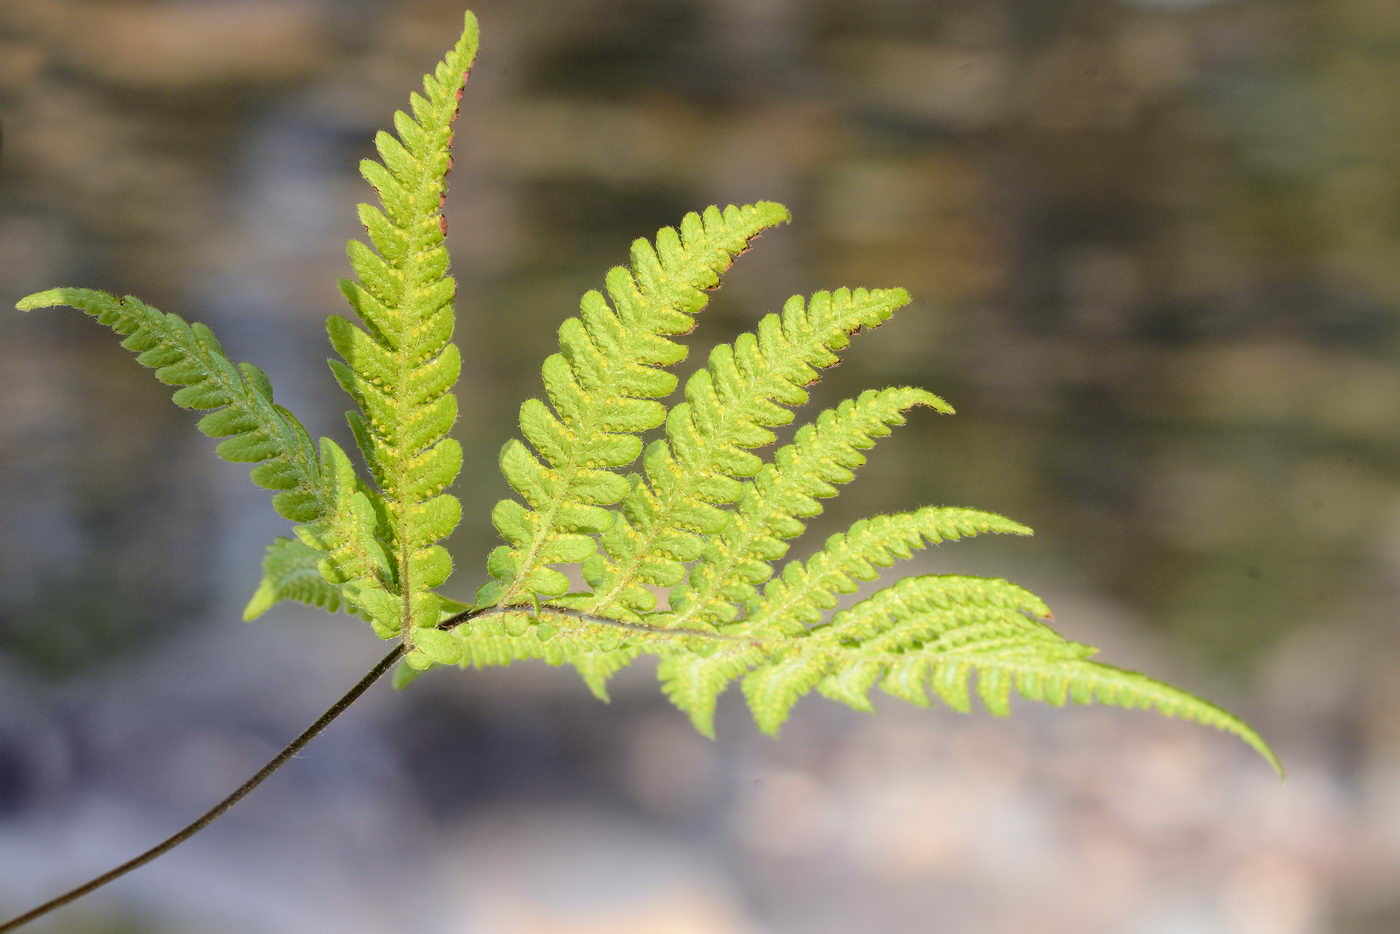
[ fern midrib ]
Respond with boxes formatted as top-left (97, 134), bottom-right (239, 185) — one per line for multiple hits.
top-left (741, 557), bottom-right (841, 636)
top-left (474, 605), bottom-right (737, 644)
top-left (118, 294), bottom-right (327, 516)
top-left (742, 519), bottom-right (899, 634)
top-left (193, 334), bottom-right (325, 514)
top-left (494, 388), bottom-right (604, 610)
top-left (394, 339), bottom-right (416, 645)
top-left (253, 398), bottom-right (324, 521)
top-left (585, 395), bottom-right (780, 617)
top-left (739, 533), bottom-right (874, 635)
top-left (664, 496), bottom-right (785, 631)
top-left (372, 153), bottom-right (456, 646)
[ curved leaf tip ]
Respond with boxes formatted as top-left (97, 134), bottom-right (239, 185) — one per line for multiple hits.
top-left (17, 288), bottom-right (74, 311)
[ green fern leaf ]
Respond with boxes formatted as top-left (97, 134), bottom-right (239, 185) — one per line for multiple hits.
top-left (13, 289), bottom-right (402, 622)
top-left (979, 658), bottom-right (1283, 775)
top-left (667, 386), bottom-right (952, 628)
top-left (329, 13), bottom-right (478, 651)
top-left (737, 573), bottom-right (1280, 776)
top-left (15, 288), bottom-right (325, 523)
top-left (749, 506), bottom-right (1033, 632)
top-left (480, 201), bottom-right (791, 612)
top-left (445, 581), bottom-right (1056, 745)
top-left (584, 288), bottom-right (914, 617)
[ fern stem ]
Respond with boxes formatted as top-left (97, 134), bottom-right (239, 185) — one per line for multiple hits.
top-left (0, 646), bottom-right (404, 933)
top-left (465, 605), bottom-right (735, 642)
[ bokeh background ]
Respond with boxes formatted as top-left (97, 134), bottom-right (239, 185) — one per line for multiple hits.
top-left (2, 0), bottom-right (1398, 931)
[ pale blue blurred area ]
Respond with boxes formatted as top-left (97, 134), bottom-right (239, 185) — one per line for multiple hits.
top-left (2, 0), bottom-right (1399, 931)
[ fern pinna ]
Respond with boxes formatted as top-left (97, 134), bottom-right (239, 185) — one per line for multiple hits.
top-left (15, 12), bottom-right (1279, 775)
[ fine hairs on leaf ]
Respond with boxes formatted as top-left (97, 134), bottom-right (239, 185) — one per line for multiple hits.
top-left (4, 9), bottom-right (1280, 930)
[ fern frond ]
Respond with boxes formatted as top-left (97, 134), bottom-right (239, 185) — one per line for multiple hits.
top-left (328, 13), bottom-right (478, 647)
top-left (584, 288), bottom-right (914, 616)
top-left (816, 631), bottom-right (1282, 775)
top-left (749, 506), bottom-right (1033, 633)
top-left (480, 201), bottom-right (791, 613)
top-left (655, 573), bottom-right (1052, 736)
top-left (465, 587), bottom-right (1277, 774)
top-left (444, 569), bottom-right (1279, 771)
top-left (745, 574), bottom-right (1280, 776)
top-left (15, 288), bottom-right (326, 523)
top-left (13, 288), bottom-right (404, 622)
top-left (666, 386), bottom-right (952, 628)
top-left (968, 658), bottom-right (1283, 775)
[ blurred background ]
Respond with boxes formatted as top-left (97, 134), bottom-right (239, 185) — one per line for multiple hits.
top-left (1, 0), bottom-right (1397, 931)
